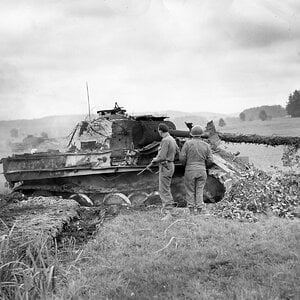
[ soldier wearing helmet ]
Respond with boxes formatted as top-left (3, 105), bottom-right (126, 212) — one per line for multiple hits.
top-left (179, 125), bottom-right (213, 214)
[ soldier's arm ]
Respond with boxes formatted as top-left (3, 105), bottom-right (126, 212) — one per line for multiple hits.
top-left (179, 142), bottom-right (188, 165)
top-left (176, 143), bottom-right (180, 155)
top-left (152, 139), bottom-right (169, 163)
top-left (206, 144), bottom-right (214, 168)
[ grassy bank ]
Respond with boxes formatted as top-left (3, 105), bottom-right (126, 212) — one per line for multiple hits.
top-left (60, 209), bottom-right (300, 299)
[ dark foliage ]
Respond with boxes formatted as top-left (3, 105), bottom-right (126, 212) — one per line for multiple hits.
top-left (218, 118), bottom-right (226, 127)
top-left (286, 90), bottom-right (300, 118)
top-left (239, 112), bottom-right (246, 121)
top-left (10, 128), bottom-right (18, 138)
top-left (218, 133), bottom-right (300, 148)
top-left (258, 110), bottom-right (268, 121)
top-left (41, 132), bottom-right (49, 139)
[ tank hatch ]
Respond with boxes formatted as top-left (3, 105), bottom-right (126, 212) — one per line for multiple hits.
top-left (97, 102), bottom-right (127, 119)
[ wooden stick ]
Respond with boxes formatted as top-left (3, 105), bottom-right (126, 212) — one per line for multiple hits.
top-left (164, 219), bottom-right (197, 237)
top-left (154, 236), bottom-right (176, 254)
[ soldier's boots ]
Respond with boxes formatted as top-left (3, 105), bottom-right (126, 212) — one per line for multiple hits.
top-left (188, 207), bottom-right (197, 215)
top-left (188, 206), bottom-right (210, 216)
top-left (198, 207), bottom-right (210, 216)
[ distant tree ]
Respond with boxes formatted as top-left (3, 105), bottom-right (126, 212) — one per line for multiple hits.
top-left (41, 132), bottom-right (48, 139)
top-left (218, 118), bottom-right (226, 127)
top-left (10, 128), bottom-right (18, 138)
top-left (239, 112), bottom-right (246, 121)
top-left (286, 90), bottom-right (300, 117)
top-left (258, 110), bottom-right (268, 121)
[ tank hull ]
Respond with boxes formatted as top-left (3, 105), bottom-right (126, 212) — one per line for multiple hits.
top-left (1, 152), bottom-right (226, 205)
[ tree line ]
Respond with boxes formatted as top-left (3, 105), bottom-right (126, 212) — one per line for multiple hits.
top-left (239, 89), bottom-right (300, 121)
top-left (286, 90), bottom-right (300, 118)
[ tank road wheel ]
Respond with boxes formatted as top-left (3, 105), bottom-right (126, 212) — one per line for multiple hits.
top-left (69, 193), bottom-right (94, 207)
top-left (32, 190), bottom-right (53, 197)
top-left (143, 191), bottom-right (162, 206)
top-left (103, 193), bottom-right (131, 206)
top-left (128, 192), bottom-right (149, 207)
top-left (103, 193), bottom-right (131, 216)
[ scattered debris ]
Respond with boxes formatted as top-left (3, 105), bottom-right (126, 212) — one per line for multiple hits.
top-left (1, 192), bottom-right (27, 204)
top-left (57, 206), bottom-right (106, 246)
top-left (212, 168), bottom-right (299, 222)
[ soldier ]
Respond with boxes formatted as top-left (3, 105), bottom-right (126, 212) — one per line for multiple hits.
top-left (180, 125), bottom-right (213, 214)
top-left (148, 123), bottom-right (178, 220)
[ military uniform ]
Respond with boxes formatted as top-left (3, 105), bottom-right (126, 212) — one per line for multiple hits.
top-left (152, 133), bottom-right (178, 209)
top-left (180, 138), bottom-right (213, 210)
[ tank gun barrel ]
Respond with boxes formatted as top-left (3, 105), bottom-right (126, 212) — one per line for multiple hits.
top-left (169, 130), bottom-right (300, 148)
top-left (218, 133), bottom-right (300, 148)
top-left (169, 129), bottom-right (190, 138)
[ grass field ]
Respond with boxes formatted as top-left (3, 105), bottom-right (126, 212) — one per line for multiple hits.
top-left (218, 117), bottom-right (300, 137)
top-left (59, 209), bottom-right (300, 300)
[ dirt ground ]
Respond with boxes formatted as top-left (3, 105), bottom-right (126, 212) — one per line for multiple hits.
top-left (0, 197), bottom-right (80, 250)
top-left (0, 195), bottom-right (118, 254)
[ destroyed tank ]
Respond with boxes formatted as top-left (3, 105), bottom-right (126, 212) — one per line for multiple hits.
top-left (1, 103), bottom-right (251, 206)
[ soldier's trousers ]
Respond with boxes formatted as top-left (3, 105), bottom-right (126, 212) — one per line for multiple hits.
top-left (158, 162), bottom-right (175, 209)
top-left (184, 168), bottom-right (207, 209)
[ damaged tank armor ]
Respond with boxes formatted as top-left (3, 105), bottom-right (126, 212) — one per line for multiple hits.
top-left (0, 103), bottom-right (262, 206)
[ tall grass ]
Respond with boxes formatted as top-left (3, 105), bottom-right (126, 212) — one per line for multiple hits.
top-left (0, 218), bottom-right (85, 300)
top-left (0, 220), bottom-right (58, 299)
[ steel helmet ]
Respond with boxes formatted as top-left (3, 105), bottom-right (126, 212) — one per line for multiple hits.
top-left (190, 125), bottom-right (203, 137)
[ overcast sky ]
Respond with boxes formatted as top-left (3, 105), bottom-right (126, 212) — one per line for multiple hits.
top-left (0, 0), bottom-right (299, 120)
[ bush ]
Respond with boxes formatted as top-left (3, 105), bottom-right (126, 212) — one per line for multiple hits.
top-left (258, 110), bottom-right (268, 121)
top-left (218, 118), bottom-right (226, 127)
top-left (41, 132), bottom-right (49, 139)
top-left (239, 112), bottom-right (245, 121)
top-left (286, 90), bottom-right (300, 117)
top-left (10, 128), bottom-right (18, 138)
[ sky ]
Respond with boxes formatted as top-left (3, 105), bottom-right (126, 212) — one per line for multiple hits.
top-left (0, 0), bottom-right (299, 120)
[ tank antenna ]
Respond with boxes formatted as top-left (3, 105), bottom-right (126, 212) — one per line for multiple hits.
top-left (86, 82), bottom-right (91, 121)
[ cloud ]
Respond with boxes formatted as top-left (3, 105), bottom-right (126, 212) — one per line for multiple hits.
top-left (0, 64), bottom-right (21, 94)
top-left (227, 20), bottom-right (292, 48)
top-left (64, 1), bottom-right (115, 19)
top-left (0, 0), bottom-right (299, 119)
top-left (201, 0), bottom-right (300, 49)
top-left (64, 0), bottom-right (152, 18)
